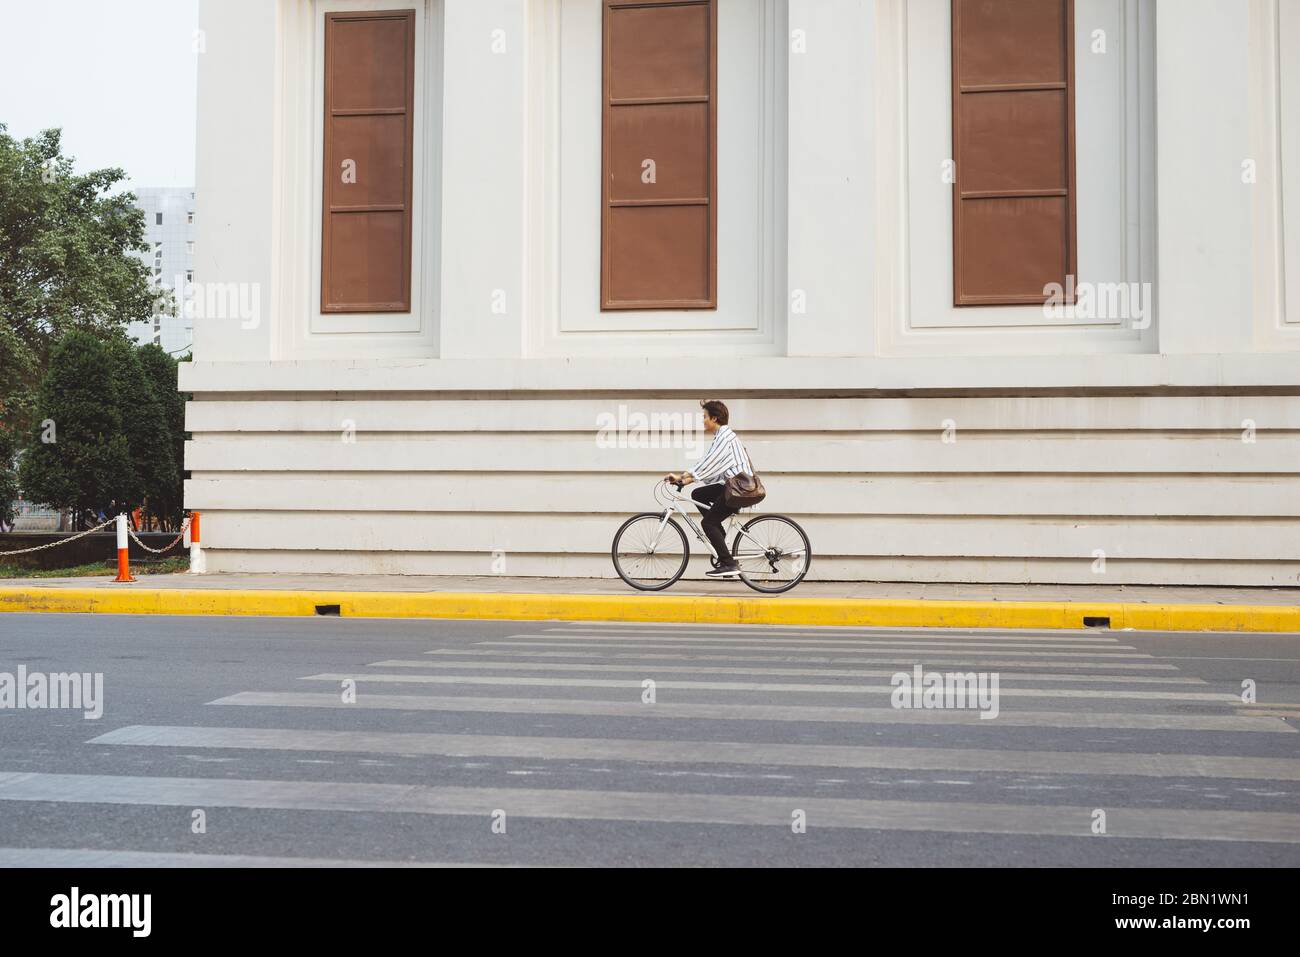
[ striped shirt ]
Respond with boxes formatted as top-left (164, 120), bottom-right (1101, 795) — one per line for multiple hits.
top-left (688, 425), bottom-right (753, 487)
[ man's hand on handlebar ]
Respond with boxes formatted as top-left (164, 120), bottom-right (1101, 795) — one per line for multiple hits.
top-left (663, 473), bottom-right (693, 489)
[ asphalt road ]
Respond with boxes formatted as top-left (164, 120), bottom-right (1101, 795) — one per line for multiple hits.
top-left (0, 614), bottom-right (1297, 867)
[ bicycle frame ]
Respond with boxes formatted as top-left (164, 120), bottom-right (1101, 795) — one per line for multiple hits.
top-left (649, 486), bottom-right (793, 569)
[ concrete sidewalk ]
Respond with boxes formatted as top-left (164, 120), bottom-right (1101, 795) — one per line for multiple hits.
top-left (1, 572), bottom-right (1298, 605)
top-left (0, 573), bottom-right (1298, 632)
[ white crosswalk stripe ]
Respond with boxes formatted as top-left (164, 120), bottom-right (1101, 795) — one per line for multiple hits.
top-left (505, 633), bottom-right (1140, 649)
top-left (1, 772), bottom-right (1297, 843)
top-left (208, 691), bottom-right (1294, 732)
top-left (541, 625), bottom-right (1129, 642)
top-left (424, 647), bottom-right (1181, 671)
top-left (476, 640), bottom-right (1159, 660)
top-left (87, 725), bottom-right (1300, 781)
top-left (0, 848), bottom-right (498, 868)
top-left (299, 671), bottom-right (1241, 701)
top-left (372, 657), bottom-right (1207, 684)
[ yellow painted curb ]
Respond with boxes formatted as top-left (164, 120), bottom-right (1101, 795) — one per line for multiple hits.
top-left (0, 587), bottom-right (1298, 632)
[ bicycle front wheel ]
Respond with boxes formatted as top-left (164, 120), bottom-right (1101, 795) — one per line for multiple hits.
top-left (612, 512), bottom-right (690, 591)
top-left (731, 514), bottom-right (812, 594)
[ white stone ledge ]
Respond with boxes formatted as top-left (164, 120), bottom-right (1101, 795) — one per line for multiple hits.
top-left (178, 353), bottom-right (1300, 394)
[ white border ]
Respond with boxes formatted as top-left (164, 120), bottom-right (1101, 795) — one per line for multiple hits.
top-left (1251, 0), bottom-right (1299, 347)
top-left (525, 0), bottom-right (787, 357)
top-left (873, 0), bottom-right (1158, 356)
top-left (273, 0), bottom-right (443, 359)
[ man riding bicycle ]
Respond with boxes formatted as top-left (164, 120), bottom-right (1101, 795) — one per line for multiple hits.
top-left (663, 399), bottom-right (752, 579)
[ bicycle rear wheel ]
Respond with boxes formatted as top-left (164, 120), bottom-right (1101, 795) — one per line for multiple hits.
top-left (612, 513), bottom-right (690, 591)
top-left (731, 514), bottom-right (812, 593)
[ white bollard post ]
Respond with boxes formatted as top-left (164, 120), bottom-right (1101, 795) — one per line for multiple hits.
top-left (113, 513), bottom-right (135, 583)
top-left (188, 511), bottom-right (206, 574)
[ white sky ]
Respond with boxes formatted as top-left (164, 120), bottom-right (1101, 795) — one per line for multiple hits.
top-left (0, 0), bottom-right (200, 189)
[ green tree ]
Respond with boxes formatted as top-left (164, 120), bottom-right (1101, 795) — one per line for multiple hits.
top-left (106, 337), bottom-right (176, 520)
top-left (18, 330), bottom-right (132, 528)
top-left (0, 429), bottom-right (17, 528)
top-left (0, 124), bottom-right (164, 492)
top-left (134, 343), bottom-right (186, 528)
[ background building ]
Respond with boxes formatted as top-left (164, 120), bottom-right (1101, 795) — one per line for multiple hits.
top-left (182, 0), bottom-right (1300, 585)
top-left (127, 186), bottom-right (195, 356)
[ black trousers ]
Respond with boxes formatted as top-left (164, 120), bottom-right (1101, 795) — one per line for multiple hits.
top-left (691, 483), bottom-right (739, 565)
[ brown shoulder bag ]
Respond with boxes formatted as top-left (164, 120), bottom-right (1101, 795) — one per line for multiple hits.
top-left (723, 445), bottom-right (766, 508)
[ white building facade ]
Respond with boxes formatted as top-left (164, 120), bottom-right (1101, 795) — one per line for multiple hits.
top-left (183, 0), bottom-right (1300, 585)
top-left (127, 186), bottom-right (196, 356)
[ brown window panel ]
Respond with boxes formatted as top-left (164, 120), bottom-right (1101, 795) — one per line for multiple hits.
top-left (321, 10), bottom-right (415, 313)
top-left (601, 0), bottom-right (717, 310)
top-left (952, 0), bottom-right (1076, 306)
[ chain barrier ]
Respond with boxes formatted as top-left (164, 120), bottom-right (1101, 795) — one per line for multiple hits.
top-left (0, 517), bottom-right (116, 557)
top-left (127, 516), bottom-right (191, 555)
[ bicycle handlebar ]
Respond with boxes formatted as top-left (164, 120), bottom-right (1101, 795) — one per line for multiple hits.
top-left (654, 478), bottom-right (688, 507)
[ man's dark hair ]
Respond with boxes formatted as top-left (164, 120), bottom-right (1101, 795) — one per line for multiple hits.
top-left (700, 399), bottom-right (729, 425)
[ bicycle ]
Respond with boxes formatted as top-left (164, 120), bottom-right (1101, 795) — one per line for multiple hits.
top-left (611, 479), bottom-right (812, 593)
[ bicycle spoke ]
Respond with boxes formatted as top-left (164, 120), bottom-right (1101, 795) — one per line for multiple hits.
top-left (731, 515), bottom-right (812, 593)
top-left (613, 514), bottom-right (688, 590)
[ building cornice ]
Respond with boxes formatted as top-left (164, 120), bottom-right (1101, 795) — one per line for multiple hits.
top-left (179, 354), bottom-right (1300, 395)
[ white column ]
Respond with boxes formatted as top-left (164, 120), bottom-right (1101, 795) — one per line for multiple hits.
top-left (191, 0), bottom-right (278, 362)
top-left (1155, 0), bottom-right (1254, 355)
top-left (785, 0), bottom-right (876, 357)
top-left (438, 0), bottom-right (528, 357)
